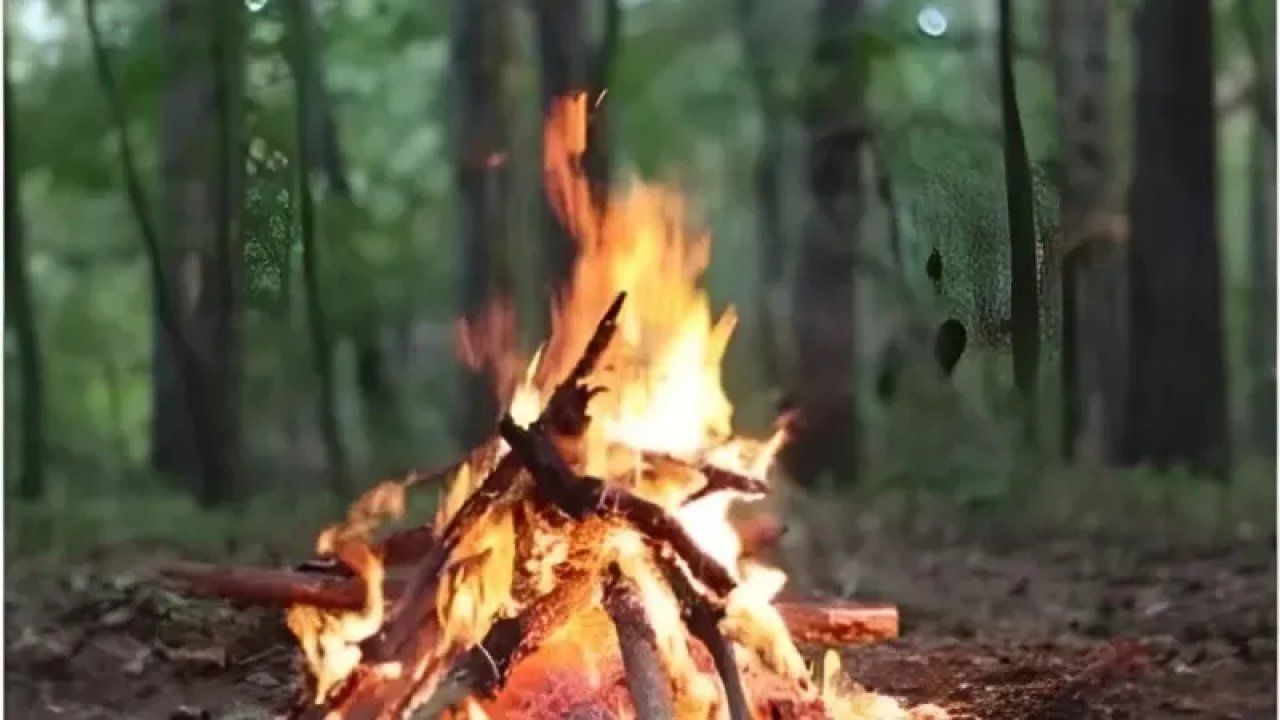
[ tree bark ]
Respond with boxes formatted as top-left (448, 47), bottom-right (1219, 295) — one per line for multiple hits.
top-left (453, 0), bottom-right (518, 448)
top-left (531, 0), bottom-right (617, 302)
top-left (1048, 0), bottom-right (1127, 464)
top-left (733, 0), bottom-right (786, 390)
top-left (783, 0), bottom-right (866, 486)
top-left (1239, 0), bottom-right (1277, 456)
top-left (1124, 0), bottom-right (1229, 475)
top-left (997, 0), bottom-right (1040, 436)
top-left (152, 0), bottom-right (246, 505)
top-left (88, 0), bottom-right (245, 506)
top-left (3, 56), bottom-right (47, 501)
top-left (1248, 121), bottom-right (1276, 456)
top-left (294, 0), bottom-right (349, 197)
top-left (285, 0), bottom-right (349, 497)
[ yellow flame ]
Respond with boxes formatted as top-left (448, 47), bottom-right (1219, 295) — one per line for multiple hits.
top-left (293, 92), bottom-right (945, 718)
top-left (286, 541), bottom-right (385, 704)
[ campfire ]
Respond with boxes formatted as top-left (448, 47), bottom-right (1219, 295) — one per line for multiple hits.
top-left (162, 94), bottom-right (945, 720)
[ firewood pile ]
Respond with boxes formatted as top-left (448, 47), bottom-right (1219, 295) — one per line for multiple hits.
top-left (159, 93), bottom-right (951, 719)
top-left (161, 293), bottom-right (916, 720)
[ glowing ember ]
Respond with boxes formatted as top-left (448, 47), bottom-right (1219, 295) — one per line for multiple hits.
top-left (282, 93), bottom-right (944, 720)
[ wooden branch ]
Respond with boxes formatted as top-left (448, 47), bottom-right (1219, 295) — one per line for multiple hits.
top-left (297, 525), bottom-right (436, 575)
top-left (160, 562), bottom-right (363, 609)
top-left (499, 416), bottom-right (739, 600)
top-left (653, 548), bottom-right (750, 720)
top-left (408, 567), bottom-right (596, 717)
top-left (683, 464), bottom-right (769, 503)
top-left (159, 564), bottom-right (898, 646)
top-left (774, 600), bottom-right (898, 646)
top-left (603, 564), bottom-right (674, 720)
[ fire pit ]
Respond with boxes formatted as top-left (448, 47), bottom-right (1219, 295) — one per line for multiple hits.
top-left (161, 94), bottom-right (945, 720)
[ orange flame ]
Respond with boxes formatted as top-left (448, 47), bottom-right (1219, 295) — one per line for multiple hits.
top-left (291, 93), bottom-right (943, 718)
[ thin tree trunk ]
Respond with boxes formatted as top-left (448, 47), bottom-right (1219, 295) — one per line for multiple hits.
top-left (583, 0), bottom-right (620, 211)
top-left (1248, 121), bottom-right (1276, 456)
top-left (732, 0), bottom-right (786, 390)
top-left (1048, 0), bottom-right (1127, 464)
top-left (295, 0), bottom-right (349, 197)
top-left (1236, 0), bottom-right (1276, 138)
top-left (997, 0), bottom-right (1040, 436)
top-left (1238, 0), bottom-right (1277, 457)
top-left (208, 0), bottom-right (247, 505)
top-left (159, 0), bottom-right (246, 505)
top-left (453, 0), bottom-right (517, 448)
top-left (88, 0), bottom-right (245, 506)
top-left (285, 0), bottom-right (348, 497)
top-left (4, 57), bottom-right (47, 501)
top-left (783, 0), bottom-right (865, 486)
top-left (531, 0), bottom-right (615, 301)
top-left (1124, 0), bottom-right (1228, 475)
top-left (533, 0), bottom-right (587, 305)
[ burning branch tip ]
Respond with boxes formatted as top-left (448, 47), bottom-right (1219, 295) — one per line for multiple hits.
top-left (563, 290), bottom-right (627, 385)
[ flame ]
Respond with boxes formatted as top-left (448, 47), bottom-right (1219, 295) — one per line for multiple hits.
top-left (292, 93), bottom-right (941, 718)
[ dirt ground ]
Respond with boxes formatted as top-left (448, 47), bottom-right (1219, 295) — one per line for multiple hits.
top-left (5, 497), bottom-right (1275, 720)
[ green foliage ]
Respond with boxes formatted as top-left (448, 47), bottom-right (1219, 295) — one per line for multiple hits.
top-left (3, 0), bottom-right (1271, 535)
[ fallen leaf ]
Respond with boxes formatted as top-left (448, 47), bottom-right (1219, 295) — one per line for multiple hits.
top-left (123, 646), bottom-right (152, 677)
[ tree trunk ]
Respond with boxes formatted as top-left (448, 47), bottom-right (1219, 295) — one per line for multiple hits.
top-left (1124, 0), bottom-right (1228, 475)
top-left (295, 0), bottom-right (349, 197)
top-left (1239, 0), bottom-right (1277, 457)
top-left (3, 57), bottom-right (47, 501)
top-left (285, 0), bottom-right (348, 498)
top-left (1048, 0), bottom-right (1127, 464)
top-left (997, 0), bottom-right (1040, 436)
top-left (1248, 121), bottom-right (1276, 457)
top-left (531, 0), bottom-right (616, 301)
top-left (732, 0), bottom-right (786, 390)
top-left (155, 0), bottom-right (247, 505)
top-left (453, 0), bottom-right (517, 448)
top-left (782, 0), bottom-right (865, 486)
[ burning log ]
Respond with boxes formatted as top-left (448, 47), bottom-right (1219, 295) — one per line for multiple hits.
top-left (411, 566), bottom-right (597, 717)
top-left (778, 600), bottom-right (900, 648)
top-left (653, 548), bottom-right (752, 720)
top-left (159, 562), bottom-right (899, 646)
top-left (601, 564), bottom-right (674, 720)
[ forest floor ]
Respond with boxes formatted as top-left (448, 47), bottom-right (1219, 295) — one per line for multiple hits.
top-left (5, 477), bottom-right (1276, 720)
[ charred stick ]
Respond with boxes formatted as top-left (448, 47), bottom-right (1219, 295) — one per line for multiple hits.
top-left (633, 451), bottom-right (768, 504)
top-left (405, 567), bottom-right (596, 718)
top-left (540, 290), bottom-right (626, 437)
top-left (654, 549), bottom-right (750, 720)
top-left (603, 564), bottom-right (675, 720)
top-left (683, 464), bottom-right (769, 504)
top-left (498, 416), bottom-right (738, 599)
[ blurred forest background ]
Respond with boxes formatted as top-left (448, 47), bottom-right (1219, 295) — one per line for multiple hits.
top-left (3, 0), bottom-right (1276, 558)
